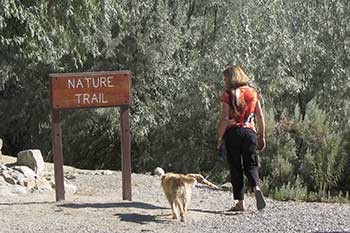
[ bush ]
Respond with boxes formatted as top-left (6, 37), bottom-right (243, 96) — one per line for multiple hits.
top-left (296, 101), bottom-right (346, 192)
top-left (272, 177), bottom-right (307, 201)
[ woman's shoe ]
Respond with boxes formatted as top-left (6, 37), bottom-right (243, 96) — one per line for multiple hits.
top-left (228, 204), bottom-right (245, 212)
top-left (255, 189), bottom-right (266, 210)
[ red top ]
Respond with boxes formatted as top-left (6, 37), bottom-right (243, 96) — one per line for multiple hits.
top-left (220, 86), bottom-right (259, 132)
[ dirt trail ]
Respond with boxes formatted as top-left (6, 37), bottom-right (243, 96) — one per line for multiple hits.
top-left (1, 155), bottom-right (349, 233)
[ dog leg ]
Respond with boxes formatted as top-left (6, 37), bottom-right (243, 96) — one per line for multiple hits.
top-left (171, 201), bottom-right (178, 219)
top-left (163, 189), bottom-right (178, 220)
top-left (176, 198), bottom-right (186, 222)
top-left (166, 194), bottom-right (178, 219)
top-left (184, 191), bottom-right (192, 213)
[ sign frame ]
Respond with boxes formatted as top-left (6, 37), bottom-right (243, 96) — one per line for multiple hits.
top-left (50, 70), bottom-right (132, 201)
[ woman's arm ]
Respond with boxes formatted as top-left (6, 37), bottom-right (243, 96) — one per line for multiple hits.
top-left (217, 102), bottom-right (229, 149)
top-left (255, 100), bottom-right (266, 151)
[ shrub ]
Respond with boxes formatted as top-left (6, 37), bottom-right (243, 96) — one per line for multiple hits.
top-left (296, 101), bottom-right (346, 192)
top-left (272, 176), bottom-right (307, 201)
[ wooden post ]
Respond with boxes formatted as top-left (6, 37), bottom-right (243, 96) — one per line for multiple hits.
top-left (52, 110), bottom-right (65, 201)
top-left (120, 106), bottom-right (132, 201)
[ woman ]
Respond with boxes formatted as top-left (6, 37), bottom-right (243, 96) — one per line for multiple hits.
top-left (217, 65), bottom-right (266, 211)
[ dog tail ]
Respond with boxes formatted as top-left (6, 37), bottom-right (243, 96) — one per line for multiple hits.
top-left (186, 174), bottom-right (219, 189)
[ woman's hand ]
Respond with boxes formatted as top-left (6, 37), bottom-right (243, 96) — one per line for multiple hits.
top-left (257, 136), bottom-right (265, 152)
top-left (217, 137), bottom-right (223, 150)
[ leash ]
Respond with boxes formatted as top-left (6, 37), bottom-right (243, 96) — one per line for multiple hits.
top-left (205, 143), bottom-right (226, 180)
top-left (204, 160), bottom-right (221, 180)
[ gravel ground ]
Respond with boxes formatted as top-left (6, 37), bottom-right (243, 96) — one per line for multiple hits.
top-left (1, 165), bottom-right (350, 233)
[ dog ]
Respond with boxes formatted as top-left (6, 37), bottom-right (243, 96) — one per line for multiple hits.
top-left (158, 170), bottom-right (218, 222)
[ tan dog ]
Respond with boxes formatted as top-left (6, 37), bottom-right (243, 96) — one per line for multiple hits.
top-left (160, 172), bottom-right (218, 222)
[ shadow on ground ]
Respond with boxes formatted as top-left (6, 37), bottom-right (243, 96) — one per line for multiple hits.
top-left (60, 201), bottom-right (170, 224)
top-left (190, 208), bottom-right (249, 216)
top-left (59, 201), bottom-right (167, 210)
top-left (114, 212), bottom-right (169, 224)
top-left (0, 201), bottom-right (55, 206)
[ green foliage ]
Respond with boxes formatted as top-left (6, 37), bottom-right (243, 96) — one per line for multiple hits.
top-left (296, 101), bottom-right (346, 192)
top-left (0, 63), bottom-right (51, 155)
top-left (258, 101), bottom-right (349, 201)
top-left (260, 177), bottom-right (271, 197)
top-left (0, 0), bottom-right (349, 201)
top-left (259, 109), bottom-right (298, 187)
top-left (338, 129), bottom-right (350, 191)
top-left (60, 108), bottom-right (121, 169)
top-left (307, 190), bottom-right (350, 204)
top-left (272, 176), bottom-right (308, 201)
top-left (133, 80), bottom-right (220, 173)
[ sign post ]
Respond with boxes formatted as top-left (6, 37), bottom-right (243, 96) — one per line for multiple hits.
top-left (50, 71), bottom-right (132, 201)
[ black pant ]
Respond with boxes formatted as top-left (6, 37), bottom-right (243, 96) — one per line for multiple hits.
top-left (225, 127), bottom-right (260, 200)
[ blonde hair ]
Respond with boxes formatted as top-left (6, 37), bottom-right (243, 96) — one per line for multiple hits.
top-left (223, 65), bottom-right (249, 89)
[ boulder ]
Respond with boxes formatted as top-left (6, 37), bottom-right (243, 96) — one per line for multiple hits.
top-left (17, 149), bottom-right (45, 175)
top-left (1, 164), bottom-right (36, 187)
top-left (12, 166), bottom-right (37, 180)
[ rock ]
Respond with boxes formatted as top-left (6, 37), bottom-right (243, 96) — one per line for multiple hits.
top-left (0, 176), bottom-right (27, 197)
top-left (24, 180), bottom-right (36, 189)
top-left (64, 179), bottom-right (77, 195)
top-left (45, 176), bottom-right (76, 195)
top-left (0, 185), bottom-right (28, 196)
top-left (2, 170), bottom-right (17, 185)
top-left (14, 185), bottom-right (28, 195)
top-left (0, 163), bottom-right (7, 172)
top-left (0, 165), bottom-right (37, 188)
top-left (0, 175), bottom-right (5, 183)
top-left (4, 176), bottom-right (17, 185)
top-left (64, 174), bottom-right (77, 180)
top-left (12, 166), bottom-right (37, 180)
top-left (32, 177), bottom-right (53, 193)
top-left (153, 167), bottom-right (165, 177)
top-left (220, 182), bottom-right (233, 191)
top-left (17, 149), bottom-right (45, 175)
top-left (101, 170), bottom-right (113, 175)
top-left (15, 173), bottom-right (25, 186)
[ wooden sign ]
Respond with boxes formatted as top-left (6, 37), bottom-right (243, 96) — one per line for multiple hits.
top-left (50, 71), bottom-right (131, 109)
top-left (50, 70), bottom-right (132, 202)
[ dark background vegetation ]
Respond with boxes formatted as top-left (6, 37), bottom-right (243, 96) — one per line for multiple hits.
top-left (0, 0), bottom-right (349, 201)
